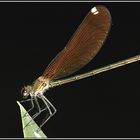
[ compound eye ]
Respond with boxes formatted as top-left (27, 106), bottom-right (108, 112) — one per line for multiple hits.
top-left (21, 87), bottom-right (25, 93)
top-left (21, 87), bottom-right (27, 96)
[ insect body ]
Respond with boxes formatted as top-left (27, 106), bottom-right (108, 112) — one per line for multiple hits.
top-left (20, 5), bottom-right (140, 129)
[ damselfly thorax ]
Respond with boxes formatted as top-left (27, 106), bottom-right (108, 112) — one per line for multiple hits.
top-left (33, 76), bottom-right (50, 95)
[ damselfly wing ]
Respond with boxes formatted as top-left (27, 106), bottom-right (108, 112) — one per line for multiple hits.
top-left (42, 5), bottom-right (111, 81)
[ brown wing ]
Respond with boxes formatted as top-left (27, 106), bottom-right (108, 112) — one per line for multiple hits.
top-left (42, 5), bottom-right (112, 80)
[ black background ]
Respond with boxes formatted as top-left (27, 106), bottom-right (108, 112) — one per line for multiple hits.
top-left (0, 2), bottom-right (140, 138)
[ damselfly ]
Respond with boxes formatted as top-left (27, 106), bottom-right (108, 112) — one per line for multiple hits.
top-left (20, 5), bottom-right (140, 129)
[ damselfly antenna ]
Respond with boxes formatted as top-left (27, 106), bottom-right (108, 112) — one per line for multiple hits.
top-left (20, 5), bottom-right (140, 130)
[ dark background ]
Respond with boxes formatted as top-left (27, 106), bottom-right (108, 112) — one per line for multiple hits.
top-left (0, 2), bottom-right (140, 138)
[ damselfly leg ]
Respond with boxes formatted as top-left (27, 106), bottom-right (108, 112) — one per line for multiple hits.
top-left (21, 94), bottom-right (56, 130)
top-left (22, 96), bottom-right (41, 129)
top-left (20, 96), bottom-right (35, 118)
top-left (38, 95), bottom-right (57, 128)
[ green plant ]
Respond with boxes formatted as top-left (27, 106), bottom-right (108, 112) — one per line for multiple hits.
top-left (17, 101), bottom-right (47, 138)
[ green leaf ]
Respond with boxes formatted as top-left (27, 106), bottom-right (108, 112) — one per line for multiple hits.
top-left (17, 101), bottom-right (47, 138)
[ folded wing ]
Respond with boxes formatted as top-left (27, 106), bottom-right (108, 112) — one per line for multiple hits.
top-left (42, 5), bottom-right (112, 81)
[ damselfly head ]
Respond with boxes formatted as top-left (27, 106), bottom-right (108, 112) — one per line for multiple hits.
top-left (21, 85), bottom-right (33, 99)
